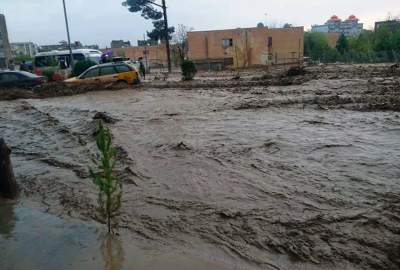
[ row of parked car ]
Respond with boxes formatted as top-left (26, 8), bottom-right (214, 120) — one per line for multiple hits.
top-left (0, 61), bottom-right (141, 89)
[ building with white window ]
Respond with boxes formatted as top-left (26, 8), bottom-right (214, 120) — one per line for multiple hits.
top-left (311, 15), bottom-right (363, 37)
top-left (11, 42), bottom-right (39, 57)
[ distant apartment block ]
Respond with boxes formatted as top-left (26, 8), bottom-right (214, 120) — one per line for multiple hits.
top-left (111, 40), bottom-right (131, 48)
top-left (39, 41), bottom-right (99, 52)
top-left (375, 20), bottom-right (400, 33)
top-left (0, 14), bottom-right (12, 68)
top-left (311, 15), bottom-right (363, 37)
top-left (11, 42), bottom-right (38, 57)
top-left (187, 26), bottom-right (304, 69)
top-left (137, 39), bottom-right (158, 47)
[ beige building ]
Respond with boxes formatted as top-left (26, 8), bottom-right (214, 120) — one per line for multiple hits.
top-left (11, 42), bottom-right (39, 57)
top-left (187, 26), bottom-right (304, 69)
top-left (108, 44), bottom-right (177, 68)
top-left (0, 14), bottom-right (12, 69)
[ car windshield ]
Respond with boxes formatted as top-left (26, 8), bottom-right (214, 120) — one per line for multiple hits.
top-left (34, 55), bottom-right (58, 67)
top-left (88, 55), bottom-right (101, 63)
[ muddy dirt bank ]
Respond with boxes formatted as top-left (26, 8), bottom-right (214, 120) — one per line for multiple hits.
top-left (0, 81), bottom-right (135, 101)
top-left (1, 64), bottom-right (400, 270)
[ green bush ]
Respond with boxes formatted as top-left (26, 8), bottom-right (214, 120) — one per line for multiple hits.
top-left (42, 68), bottom-right (56, 82)
top-left (73, 59), bottom-right (97, 77)
top-left (181, 60), bottom-right (197, 81)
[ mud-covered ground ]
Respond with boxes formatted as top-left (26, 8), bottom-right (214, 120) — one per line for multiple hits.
top-left (1, 64), bottom-right (400, 270)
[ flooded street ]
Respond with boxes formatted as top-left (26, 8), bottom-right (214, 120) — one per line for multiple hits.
top-left (1, 64), bottom-right (400, 269)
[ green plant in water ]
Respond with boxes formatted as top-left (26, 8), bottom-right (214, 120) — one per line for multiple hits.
top-left (90, 121), bottom-right (122, 233)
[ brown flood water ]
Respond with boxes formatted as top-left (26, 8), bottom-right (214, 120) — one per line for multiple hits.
top-left (1, 65), bottom-right (400, 270)
top-left (0, 199), bottom-right (243, 270)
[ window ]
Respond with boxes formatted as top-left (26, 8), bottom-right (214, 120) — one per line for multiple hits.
top-left (100, 66), bottom-right (117, 76)
top-left (268, 37), bottom-right (273, 47)
top-left (34, 55), bottom-right (57, 67)
top-left (0, 73), bottom-right (20, 82)
top-left (88, 55), bottom-right (101, 63)
top-left (73, 53), bottom-right (85, 61)
top-left (222, 38), bottom-right (233, 47)
top-left (81, 68), bottom-right (99, 79)
top-left (115, 65), bottom-right (131, 73)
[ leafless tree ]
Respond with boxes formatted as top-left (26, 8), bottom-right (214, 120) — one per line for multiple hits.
top-left (172, 24), bottom-right (193, 61)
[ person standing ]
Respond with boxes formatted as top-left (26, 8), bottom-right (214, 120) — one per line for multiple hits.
top-left (19, 60), bottom-right (28, 71)
top-left (8, 60), bottom-right (15, 71)
top-left (138, 57), bottom-right (146, 80)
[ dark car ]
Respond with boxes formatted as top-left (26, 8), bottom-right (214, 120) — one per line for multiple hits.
top-left (0, 71), bottom-right (46, 89)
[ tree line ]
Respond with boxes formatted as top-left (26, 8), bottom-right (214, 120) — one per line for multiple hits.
top-left (304, 27), bottom-right (400, 63)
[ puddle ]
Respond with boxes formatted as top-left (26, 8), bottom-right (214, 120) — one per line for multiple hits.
top-left (0, 199), bottom-right (237, 270)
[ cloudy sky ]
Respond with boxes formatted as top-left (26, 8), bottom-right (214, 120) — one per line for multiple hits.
top-left (1, 0), bottom-right (399, 48)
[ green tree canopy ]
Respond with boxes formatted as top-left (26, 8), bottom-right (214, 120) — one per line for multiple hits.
top-left (122, 0), bottom-right (162, 20)
top-left (374, 26), bottom-right (393, 51)
top-left (305, 27), bottom-right (400, 63)
top-left (304, 32), bottom-right (331, 60)
top-left (147, 20), bottom-right (175, 42)
top-left (336, 34), bottom-right (349, 54)
top-left (348, 30), bottom-right (373, 53)
top-left (391, 29), bottom-right (400, 51)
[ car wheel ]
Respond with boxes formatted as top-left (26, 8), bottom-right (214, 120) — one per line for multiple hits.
top-left (113, 80), bottom-right (128, 89)
top-left (133, 77), bottom-right (141, 85)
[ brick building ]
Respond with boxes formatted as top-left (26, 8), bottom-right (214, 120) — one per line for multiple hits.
top-left (187, 26), bottom-right (304, 70)
top-left (324, 32), bottom-right (341, 48)
top-left (110, 40), bottom-right (131, 49)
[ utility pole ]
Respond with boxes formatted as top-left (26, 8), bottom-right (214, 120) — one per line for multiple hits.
top-left (161, 0), bottom-right (172, 72)
top-left (62, 0), bottom-right (74, 68)
top-left (264, 13), bottom-right (268, 28)
top-left (143, 33), bottom-right (149, 73)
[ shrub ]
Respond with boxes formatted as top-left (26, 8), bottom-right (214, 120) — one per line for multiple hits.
top-left (42, 68), bottom-right (56, 82)
top-left (286, 66), bottom-right (306, 77)
top-left (90, 121), bottom-right (122, 233)
top-left (73, 59), bottom-right (97, 77)
top-left (181, 60), bottom-right (197, 81)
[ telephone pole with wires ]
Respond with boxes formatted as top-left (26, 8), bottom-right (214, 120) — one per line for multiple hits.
top-left (62, 0), bottom-right (74, 68)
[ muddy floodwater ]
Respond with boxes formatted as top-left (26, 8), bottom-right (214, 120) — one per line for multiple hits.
top-left (0, 64), bottom-right (400, 270)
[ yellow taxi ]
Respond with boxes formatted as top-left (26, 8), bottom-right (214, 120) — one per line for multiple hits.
top-left (64, 62), bottom-right (140, 86)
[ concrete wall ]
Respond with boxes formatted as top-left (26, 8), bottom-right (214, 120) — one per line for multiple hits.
top-left (107, 44), bottom-right (180, 68)
top-left (187, 27), bottom-right (304, 68)
top-left (0, 14), bottom-right (12, 68)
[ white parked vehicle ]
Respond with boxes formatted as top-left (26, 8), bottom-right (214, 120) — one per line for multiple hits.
top-left (33, 49), bottom-right (102, 80)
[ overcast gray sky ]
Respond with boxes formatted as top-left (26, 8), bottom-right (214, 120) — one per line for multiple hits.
top-left (1, 0), bottom-right (399, 48)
